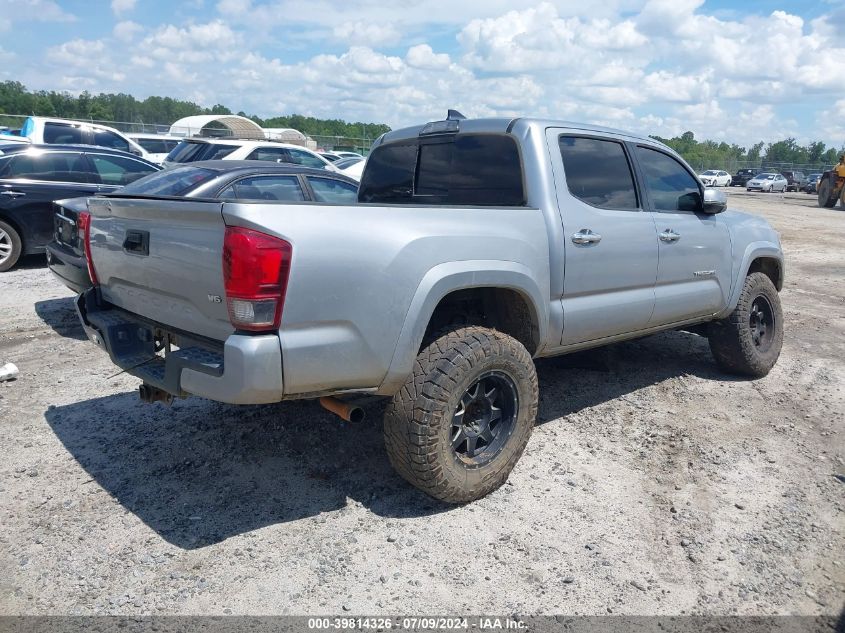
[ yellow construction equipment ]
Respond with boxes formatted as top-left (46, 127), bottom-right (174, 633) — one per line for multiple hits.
top-left (817, 154), bottom-right (845, 207)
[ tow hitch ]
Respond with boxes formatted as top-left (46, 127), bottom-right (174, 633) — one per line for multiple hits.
top-left (139, 383), bottom-right (174, 405)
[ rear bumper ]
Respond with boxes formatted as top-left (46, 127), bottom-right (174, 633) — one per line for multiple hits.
top-left (76, 289), bottom-right (284, 404)
top-left (45, 241), bottom-right (92, 294)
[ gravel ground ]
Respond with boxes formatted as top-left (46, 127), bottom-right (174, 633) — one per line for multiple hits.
top-left (0, 189), bottom-right (842, 616)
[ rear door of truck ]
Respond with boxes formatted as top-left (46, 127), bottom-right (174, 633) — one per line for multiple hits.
top-left (87, 195), bottom-right (233, 342)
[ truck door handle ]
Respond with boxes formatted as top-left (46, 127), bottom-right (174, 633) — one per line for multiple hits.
top-left (571, 229), bottom-right (602, 245)
top-left (659, 229), bottom-right (681, 243)
top-left (0, 190), bottom-right (25, 198)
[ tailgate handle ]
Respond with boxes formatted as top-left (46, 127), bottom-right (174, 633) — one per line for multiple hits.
top-left (123, 230), bottom-right (150, 256)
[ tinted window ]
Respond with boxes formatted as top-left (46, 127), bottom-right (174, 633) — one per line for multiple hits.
top-left (358, 142), bottom-right (416, 203)
top-left (93, 130), bottom-right (130, 153)
top-left (135, 138), bottom-right (179, 154)
top-left (90, 154), bottom-right (157, 186)
top-left (415, 135), bottom-right (524, 205)
top-left (308, 177), bottom-right (358, 203)
top-left (165, 141), bottom-right (238, 163)
top-left (559, 136), bottom-right (638, 209)
top-left (245, 147), bottom-right (289, 162)
top-left (43, 123), bottom-right (84, 145)
top-left (121, 166), bottom-right (216, 196)
top-left (218, 175), bottom-right (305, 201)
top-left (287, 148), bottom-right (326, 169)
top-left (5, 151), bottom-right (91, 183)
top-left (636, 146), bottom-right (701, 212)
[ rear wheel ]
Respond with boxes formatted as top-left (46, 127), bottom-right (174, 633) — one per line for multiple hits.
top-left (0, 220), bottom-right (22, 272)
top-left (818, 176), bottom-right (838, 208)
top-left (383, 326), bottom-right (538, 503)
top-left (708, 272), bottom-right (783, 377)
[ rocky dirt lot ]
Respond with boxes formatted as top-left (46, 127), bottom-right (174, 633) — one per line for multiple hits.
top-left (0, 190), bottom-right (842, 616)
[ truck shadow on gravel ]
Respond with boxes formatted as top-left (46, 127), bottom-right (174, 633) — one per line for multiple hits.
top-left (44, 394), bottom-right (444, 549)
top-left (44, 329), bottom-right (738, 549)
top-left (35, 296), bottom-right (87, 341)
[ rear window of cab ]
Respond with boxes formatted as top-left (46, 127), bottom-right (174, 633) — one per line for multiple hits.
top-left (359, 133), bottom-right (525, 206)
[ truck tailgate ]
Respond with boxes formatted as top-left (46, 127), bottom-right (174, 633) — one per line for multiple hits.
top-left (87, 196), bottom-right (233, 342)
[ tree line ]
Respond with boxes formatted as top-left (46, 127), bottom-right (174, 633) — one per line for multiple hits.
top-left (651, 130), bottom-right (844, 172)
top-left (1, 81), bottom-right (840, 164)
top-left (0, 81), bottom-right (390, 141)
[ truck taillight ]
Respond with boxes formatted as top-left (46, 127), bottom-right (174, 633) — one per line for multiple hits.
top-left (78, 211), bottom-right (98, 286)
top-left (223, 226), bottom-right (292, 332)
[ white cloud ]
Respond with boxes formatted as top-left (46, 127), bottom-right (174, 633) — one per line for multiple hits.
top-left (0, 0), bottom-right (75, 30)
top-left (405, 44), bottom-right (450, 70)
top-left (111, 0), bottom-right (137, 16)
top-left (14, 1), bottom-right (845, 149)
top-left (333, 21), bottom-right (401, 47)
top-left (113, 20), bottom-right (143, 42)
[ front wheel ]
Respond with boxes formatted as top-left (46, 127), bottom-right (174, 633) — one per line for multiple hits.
top-left (383, 326), bottom-right (538, 503)
top-left (0, 220), bottom-right (22, 272)
top-left (708, 272), bottom-right (783, 377)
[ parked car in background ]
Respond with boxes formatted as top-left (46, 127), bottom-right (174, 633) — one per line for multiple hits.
top-left (746, 173), bottom-right (788, 192)
top-left (804, 173), bottom-right (822, 193)
top-left (731, 167), bottom-right (764, 187)
top-left (319, 151), bottom-right (343, 162)
top-left (334, 156), bottom-right (365, 181)
top-left (47, 161), bottom-right (359, 291)
top-left (0, 144), bottom-right (159, 271)
top-left (21, 117), bottom-right (153, 161)
top-left (699, 170), bottom-right (731, 187)
top-left (780, 170), bottom-right (806, 192)
top-left (127, 134), bottom-right (181, 164)
top-left (334, 151), bottom-right (364, 159)
top-left (162, 138), bottom-right (337, 172)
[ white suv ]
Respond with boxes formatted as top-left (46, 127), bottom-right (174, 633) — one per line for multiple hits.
top-left (21, 116), bottom-right (152, 161)
top-left (162, 138), bottom-right (336, 171)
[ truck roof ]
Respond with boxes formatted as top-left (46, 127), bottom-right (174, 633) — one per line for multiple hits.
top-left (380, 116), bottom-right (670, 151)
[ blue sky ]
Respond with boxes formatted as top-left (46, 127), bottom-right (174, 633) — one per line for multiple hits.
top-left (2, 0), bottom-right (844, 147)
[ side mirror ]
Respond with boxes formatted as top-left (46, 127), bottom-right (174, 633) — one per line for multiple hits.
top-left (701, 188), bottom-right (727, 214)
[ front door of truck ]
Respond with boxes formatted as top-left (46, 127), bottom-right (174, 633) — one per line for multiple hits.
top-left (546, 130), bottom-right (658, 345)
top-left (631, 145), bottom-right (731, 325)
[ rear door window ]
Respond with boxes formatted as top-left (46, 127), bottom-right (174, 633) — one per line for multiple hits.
top-left (558, 136), bottom-right (638, 209)
top-left (89, 154), bottom-right (157, 186)
top-left (307, 177), bottom-right (358, 203)
top-left (4, 151), bottom-right (92, 183)
top-left (43, 123), bottom-right (85, 145)
top-left (218, 175), bottom-right (305, 201)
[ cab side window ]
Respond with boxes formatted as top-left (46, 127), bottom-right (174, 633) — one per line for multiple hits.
top-left (43, 123), bottom-right (84, 145)
top-left (636, 146), bottom-right (701, 212)
top-left (558, 136), bottom-right (638, 210)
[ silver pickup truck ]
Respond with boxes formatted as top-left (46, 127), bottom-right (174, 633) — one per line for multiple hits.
top-left (76, 113), bottom-right (784, 503)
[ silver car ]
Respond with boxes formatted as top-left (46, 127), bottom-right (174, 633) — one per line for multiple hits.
top-left (747, 172), bottom-right (788, 192)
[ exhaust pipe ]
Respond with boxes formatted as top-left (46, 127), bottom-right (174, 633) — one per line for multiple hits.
top-left (139, 383), bottom-right (174, 406)
top-left (319, 396), bottom-right (365, 423)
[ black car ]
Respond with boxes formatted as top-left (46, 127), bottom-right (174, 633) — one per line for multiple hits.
top-left (47, 161), bottom-right (360, 292)
top-left (0, 144), bottom-right (160, 271)
top-left (731, 167), bottom-right (765, 187)
top-left (780, 170), bottom-right (806, 192)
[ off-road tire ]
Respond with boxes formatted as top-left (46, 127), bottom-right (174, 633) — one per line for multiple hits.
top-left (708, 272), bottom-right (783, 377)
top-left (817, 177), bottom-right (838, 208)
top-left (0, 219), bottom-right (22, 272)
top-left (383, 326), bottom-right (538, 503)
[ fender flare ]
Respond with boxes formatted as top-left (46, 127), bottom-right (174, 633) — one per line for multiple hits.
top-left (377, 260), bottom-right (548, 395)
top-left (717, 241), bottom-right (784, 319)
